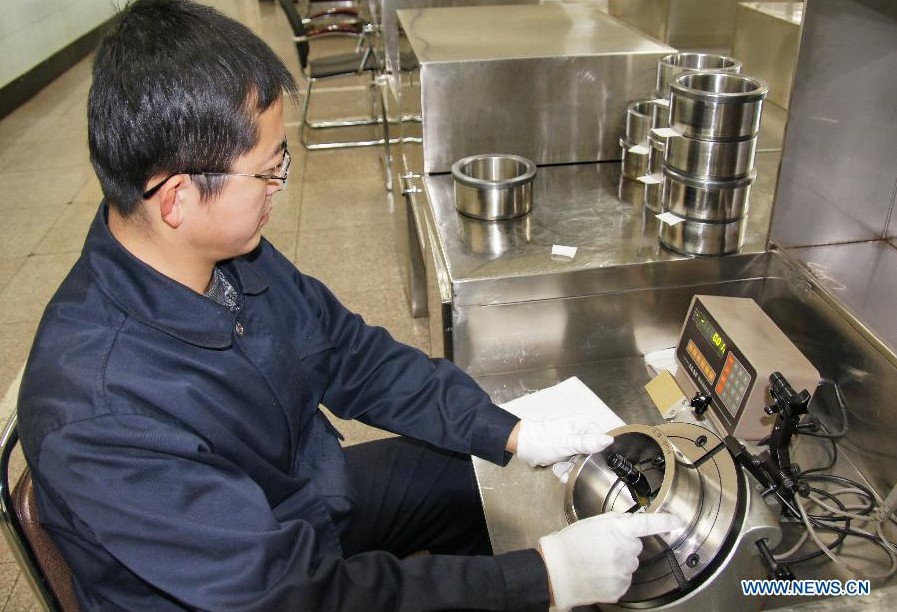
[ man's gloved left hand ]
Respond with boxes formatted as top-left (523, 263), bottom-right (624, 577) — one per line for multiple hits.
top-left (515, 416), bottom-right (614, 476)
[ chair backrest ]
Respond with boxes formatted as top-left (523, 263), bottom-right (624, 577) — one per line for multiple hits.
top-left (0, 415), bottom-right (79, 612)
top-left (278, 0), bottom-right (311, 70)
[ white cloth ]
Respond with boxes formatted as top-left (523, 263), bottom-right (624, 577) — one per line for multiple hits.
top-left (500, 377), bottom-right (625, 428)
top-left (501, 377), bottom-right (624, 479)
top-left (539, 512), bottom-right (684, 609)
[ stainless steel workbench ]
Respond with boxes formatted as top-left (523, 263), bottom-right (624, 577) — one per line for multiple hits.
top-left (415, 149), bottom-right (783, 377)
top-left (398, 3), bottom-right (676, 172)
top-left (732, 2), bottom-right (803, 109)
top-left (422, 150), bottom-right (780, 306)
top-left (368, 0), bottom-right (538, 96)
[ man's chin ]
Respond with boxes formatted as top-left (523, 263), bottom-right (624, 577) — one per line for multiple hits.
top-left (234, 234), bottom-right (264, 258)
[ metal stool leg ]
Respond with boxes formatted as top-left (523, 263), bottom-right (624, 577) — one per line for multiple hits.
top-left (299, 78), bottom-right (314, 150)
top-left (300, 74), bottom-right (392, 151)
top-left (378, 75), bottom-right (393, 192)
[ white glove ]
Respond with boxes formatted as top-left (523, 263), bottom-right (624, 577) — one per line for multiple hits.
top-left (539, 512), bottom-right (684, 609)
top-left (516, 416), bottom-right (614, 467)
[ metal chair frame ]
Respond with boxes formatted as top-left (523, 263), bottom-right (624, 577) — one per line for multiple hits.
top-left (279, 2), bottom-right (388, 141)
top-left (279, 0), bottom-right (396, 189)
top-left (0, 414), bottom-right (63, 611)
top-left (297, 36), bottom-right (388, 147)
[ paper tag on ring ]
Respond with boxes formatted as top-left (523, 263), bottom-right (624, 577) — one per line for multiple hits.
top-left (656, 212), bottom-right (685, 226)
top-left (652, 127), bottom-right (679, 139)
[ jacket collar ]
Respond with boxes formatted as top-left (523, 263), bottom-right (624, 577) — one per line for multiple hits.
top-left (83, 203), bottom-right (269, 349)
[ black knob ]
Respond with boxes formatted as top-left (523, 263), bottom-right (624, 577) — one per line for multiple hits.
top-left (690, 393), bottom-right (712, 416)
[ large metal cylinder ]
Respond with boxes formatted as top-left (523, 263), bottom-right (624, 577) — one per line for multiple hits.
top-left (456, 213), bottom-right (532, 257)
top-left (621, 138), bottom-right (650, 179)
top-left (565, 422), bottom-right (780, 609)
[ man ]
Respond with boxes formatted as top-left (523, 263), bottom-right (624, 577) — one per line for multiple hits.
top-left (17, 1), bottom-right (680, 609)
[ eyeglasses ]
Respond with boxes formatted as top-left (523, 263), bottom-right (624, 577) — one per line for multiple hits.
top-left (142, 149), bottom-right (291, 199)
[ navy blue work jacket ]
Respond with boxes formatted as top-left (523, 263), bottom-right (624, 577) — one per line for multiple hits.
top-left (17, 205), bottom-right (547, 610)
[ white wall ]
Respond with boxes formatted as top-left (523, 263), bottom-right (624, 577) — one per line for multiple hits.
top-left (0, 0), bottom-right (118, 89)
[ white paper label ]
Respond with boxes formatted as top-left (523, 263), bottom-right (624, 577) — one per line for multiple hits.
top-left (656, 212), bottom-right (685, 226)
top-left (637, 174), bottom-right (662, 185)
top-left (551, 244), bottom-right (577, 259)
top-left (652, 127), bottom-right (679, 139)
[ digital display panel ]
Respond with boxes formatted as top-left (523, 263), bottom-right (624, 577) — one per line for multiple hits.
top-left (693, 308), bottom-right (728, 358)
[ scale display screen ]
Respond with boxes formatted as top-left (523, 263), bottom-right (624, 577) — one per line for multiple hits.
top-left (693, 309), bottom-right (727, 358)
top-left (676, 301), bottom-right (757, 427)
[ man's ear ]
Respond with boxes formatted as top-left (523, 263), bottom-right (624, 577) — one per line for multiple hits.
top-left (156, 175), bottom-right (191, 229)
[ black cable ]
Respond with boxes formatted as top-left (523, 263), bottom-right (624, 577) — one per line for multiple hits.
top-left (782, 519), bottom-right (896, 565)
top-left (772, 380), bottom-right (893, 568)
top-left (795, 397), bottom-right (840, 477)
top-left (798, 436), bottom-right (837, 476)
top-left (804, 486), bottom-right (859, 522)
top-left (778, 475), bottom-right (876, 563)
top-left (778, 488), bottom-right (850, 564)
top-left (788, 483), bottom-right (897, 574)
top-left (804, 521), bottom-right (884, 544)
top-left (805, 488), bottom-right (854, 527)
top-left (802, 487), bottom-right (880, 543)
top-left (804, 379), bottom-right (850, 439)
top-left (797, 484), bottom-right (882, 544)
top-left (776, 440), bottom-right (884, 565)
top-left (801, 475), bottom-right (877, 515)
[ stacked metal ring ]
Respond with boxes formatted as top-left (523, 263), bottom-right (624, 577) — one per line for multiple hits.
top-left (620, 101), bottom-right (653, 179)
top-left (652, 53), bottom-right (742, 132)
top-left (618, 100), bottom-right (655, 206)
top-left (639, 53), bottom-right (744, 213)
top-left (659, 72), bottom-right (768, 256)
top-left (655, 52), bottom-right (743, 102)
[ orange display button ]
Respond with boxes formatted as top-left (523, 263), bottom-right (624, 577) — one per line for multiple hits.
top-left (687, 340), bottom-right (716, 383)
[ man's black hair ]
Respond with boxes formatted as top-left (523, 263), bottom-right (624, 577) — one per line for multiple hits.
top-left (88, 0), bottom-right (298, 216)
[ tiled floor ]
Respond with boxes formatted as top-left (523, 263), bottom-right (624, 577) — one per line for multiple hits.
top-left (0, 1), bottom-right (422, 607)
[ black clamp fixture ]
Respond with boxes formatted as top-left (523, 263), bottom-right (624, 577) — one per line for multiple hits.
top-left (722, 372), bottom-right (814, 580)
top-left (723, 372), bottom-right (812, 508)
top-left (757, 371), bottom-right (812, 501)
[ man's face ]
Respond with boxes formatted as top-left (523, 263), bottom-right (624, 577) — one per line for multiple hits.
top-left (180, 96), bottom-right (288, 261)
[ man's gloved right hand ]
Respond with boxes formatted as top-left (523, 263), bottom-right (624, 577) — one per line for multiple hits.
top-left (538, 512), bottom-right (684, 609)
